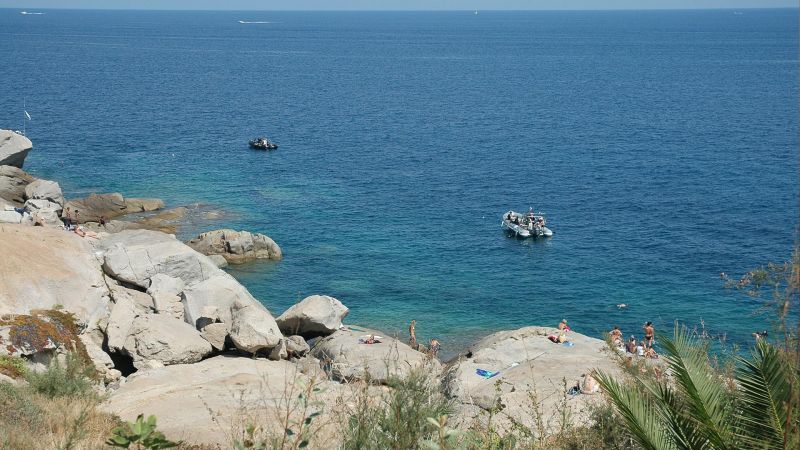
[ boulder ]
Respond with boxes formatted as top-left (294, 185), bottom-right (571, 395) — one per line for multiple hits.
top-left (65, 193), bottom-right (127, 223)
top-left (276, 295), bottom-right (348, 337)
top-left (30, 208), bottom-right (63, 227)
top-left (23, 198), bottom-right (62, 213)
top-left (229, 300), bottom-right (283, 354)
top-left (268, 338), bottom-right (288, 360)
top-left (443, 327), bottom-right (622, 433)
top-left (0, 165), bottom-right (34, 205)
top-left (105, 294), bottom-right (139, 352)
top-left (208, 254), bottom-right (228, 268)
top-left (82, 220), bottom-right (143, 233)
top-left (0, 310), bottom-right (82, 358)
top-left (122, 313), bottom-right (212, 369)
top-left (199, 322), bottom-right (227, 351)
top-left (286, 335), bottom-right (310, 358)
top-left (0, 225), bottom-right (111, 329)
top-left (0, 209), bottom-right (22, 224)
top-left (98, 230), bottom-right (220, 289)
top-left (101, 356), bottom-right (344, 447)
top-left (310, 327), bottom-right (437, 384)
top-left (134, 207), bottom-right (187, 234)
top-left (0, 130), bottom-right (32, 168)
top-left (186, 229), bottom-right (282, 264)
top-left (79, 331), bottom-right (120, 383)
top-left (146, 274), bottom-right (184, 320)
top-left (108, 281), bottom-right (154, 311)
top-left (24, 179), bottom-right (64, 209)
top-left (125, 198), bottom-right (165, 213)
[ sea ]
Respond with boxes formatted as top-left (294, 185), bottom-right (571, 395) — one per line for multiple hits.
top-left (0, 8), bottom-right (797, 358)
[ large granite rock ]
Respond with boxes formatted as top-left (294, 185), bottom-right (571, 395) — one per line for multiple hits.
top-left (0, 165), bottom-right (34, 205)
top-left (125, 198), bottom-right (165, 213)
top-left (310, 327), bottom-right (437, 383)
top-left (25, 179), bottom-right (64, 209)
top-left (0, 209), bottom-right (22, 224)
top-left (98, 229), bottom-right (220, 289)
top-left (64, 193), bottom-right (127, 223)
top-left (122, 313), bottom-right (212, 369)
top-left (30, 207), bottom-right (62, 227)
top-left (102, 356), bottom-right (345, 447)
top-left (229, 299), bottom-right (283, 354)
top-left (276, 295), bottom-right (348, 338)
top-left (147, 273), bottom-right (184, 320)
top-left (0, 225), bottom-right (110, 329)
top-left (186, 229), bottom-right (282, 264)
top-left (443, 327), bottom-right (621, 433)
top-left (0, 130), bottom-right (32, 168)
top-left (105, 294), bottom-right (139, 352)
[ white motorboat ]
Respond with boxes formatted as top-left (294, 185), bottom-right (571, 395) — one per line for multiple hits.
top-left (501, 208), bottom-right (553, 238)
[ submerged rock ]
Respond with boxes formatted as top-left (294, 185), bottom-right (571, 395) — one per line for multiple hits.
top-left (125, 198), bottom-right (165, 213)
top-left (0, 130), bottom-right (32, 168)
top-left (186, 229), bottom-right (282, 264)
top-left (276, 295), bottom-right (348, 338)
top-left (65, 193), bottom-right (128, 223)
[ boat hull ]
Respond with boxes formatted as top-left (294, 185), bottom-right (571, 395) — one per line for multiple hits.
top-left (501, 210), bottom-right (553, 239)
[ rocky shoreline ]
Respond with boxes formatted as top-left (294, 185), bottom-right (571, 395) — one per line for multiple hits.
top-left (0, 130), bottom-right (621, 446)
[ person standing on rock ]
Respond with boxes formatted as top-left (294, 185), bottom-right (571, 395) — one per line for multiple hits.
top-left (643, 322), bottom-right (655, 349)
top-left (74, 209), bottom-right (80, 226)
top-left (408, 320), bottom-right (418, 350)
top-left (62, 207), bottom-right (72, 228)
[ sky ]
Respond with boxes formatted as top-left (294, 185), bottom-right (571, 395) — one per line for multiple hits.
top-left (0, 0), bottom-right (796, 10)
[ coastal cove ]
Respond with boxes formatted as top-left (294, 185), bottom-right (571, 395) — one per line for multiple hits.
top-left (1, 9), bottom-right (797, 355)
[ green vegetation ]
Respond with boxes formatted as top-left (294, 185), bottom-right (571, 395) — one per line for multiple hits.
top-left (107, 414), bottom-right (181, 449)
top-left (26, 352), bottom-right (95, 399)
top-left (0, 354), bottom-right (27, 379)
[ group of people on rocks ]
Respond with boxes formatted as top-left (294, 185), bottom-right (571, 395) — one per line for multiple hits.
top-left (58, 206), bottom-right (106, 238)
top-left (609, 321), bottom-right (658, 358)
top-left (407, 320), bottom-right (440, 357)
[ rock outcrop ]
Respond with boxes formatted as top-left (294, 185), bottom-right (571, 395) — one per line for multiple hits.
top-left (0, 225), bottom-right (110, 329)
top-left (186, 229), bottom-right (282, 264)
top-left (276, 295), bottom-right (348, 338)
top-left (25, 179), bottom-right (64, 210)
top-left (102, 356), bottom-right (344, 447)
top-left (0, 130), bottom-right (32, 168)
top-left (0, 165), bottom-right (34, 205)
top-left (443, 327), bottom-right (621, 432)
top-left (146, 274), bottom-right (184, 320)
top-left (64, 193), bottom-right (128, 223)
top-left (99, 230), bottom-right (219, 289)
top-left (310, 327), bottom-right (437, 383)
top-left (122, 314), bottom-right (213, 369)
top-left (125, 198), bottom-right (165, 213)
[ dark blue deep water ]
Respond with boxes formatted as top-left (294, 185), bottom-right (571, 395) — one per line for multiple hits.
top-left (1, 9), bottom-right (797, 355)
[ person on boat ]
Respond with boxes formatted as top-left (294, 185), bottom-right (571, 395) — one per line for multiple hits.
top-left (643, 322), bottom-right (655, 349)
top-left (558, 319), bottom-right (570, 332)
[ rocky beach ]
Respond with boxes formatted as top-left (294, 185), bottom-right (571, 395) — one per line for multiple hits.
top-left (1, 129), bottom-right (624, 446)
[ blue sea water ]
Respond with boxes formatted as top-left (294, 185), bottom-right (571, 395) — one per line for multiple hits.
top-left (0, 9), bottom-right (797, 357)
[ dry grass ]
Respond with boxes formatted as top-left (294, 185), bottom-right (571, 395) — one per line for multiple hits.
top-left (0, 383), bottom-right (119, 450)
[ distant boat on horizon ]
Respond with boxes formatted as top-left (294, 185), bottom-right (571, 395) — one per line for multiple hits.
top-left (474, 10), bottom-right (478, 15)
top-left (20, 11), bottom-right (45, 15)
top-left (238, 20), bottom-right (272, 24)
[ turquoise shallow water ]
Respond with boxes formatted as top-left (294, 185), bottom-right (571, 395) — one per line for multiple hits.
top-left (0, 9), bottom-right (797, 356)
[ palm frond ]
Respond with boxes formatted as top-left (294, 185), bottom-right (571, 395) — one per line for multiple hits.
top-left (595, 370), bottom-right (676, 450)
top-left (646, 380), bottom-right (708, 450)
top-left (733, 339), bottom-right (794, 449)
top-left (659, 325), bottom-right (735, 450)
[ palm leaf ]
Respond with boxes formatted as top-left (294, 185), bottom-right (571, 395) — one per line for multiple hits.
top-left (733, 339), bottom-right (794, 449)
top-left (659, 326), bottom-right (735, 450)
top-left (595, 370), bottom-right (676, 450)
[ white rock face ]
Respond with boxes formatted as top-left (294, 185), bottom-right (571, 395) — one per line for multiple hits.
top-left (443, 326), bottom-right (622, 433)
top-left (199, 322), bottom-right (227, 351)
top-left (147, 273), bottom-right (184, 320)
top-left (109, 281), bottom-right (154, 311)
top-left (99, 230), bottom-right (220, 288)
top-left (122, 313), bottom-right (212, 369)
top-left (0, 225), bottom-right (110, 329)
top-left (181, 274), bottom-right (257, 327)
top-left (310, 327), bottom-right (437, 383)
top-left (229, 300), bottom-right (283, 354)
top-left (102, 356), bottom-right (344, 447)
top-left (186, 229), bottom-right (282, 264)
top-left (276, 295), bottom-right (349, 337)
top-left (105, 294), bottom-right (139, 352)
top-left (25, 179), bottom-right (64, 209)
top-left (0, 209), bottom-right (22, 224)
top-left (0, 130), bottom-right (32, 168)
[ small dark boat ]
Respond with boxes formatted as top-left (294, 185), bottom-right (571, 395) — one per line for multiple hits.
top-left (249, 137), bottom-right (278, 150)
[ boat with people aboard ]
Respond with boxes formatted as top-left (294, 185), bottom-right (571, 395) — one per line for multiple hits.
top-left (248, 137), bottom-right (278, 150)
top-left (501, 208), bottom-right (553, 238)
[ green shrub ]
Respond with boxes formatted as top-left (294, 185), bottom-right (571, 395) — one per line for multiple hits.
top-left (107, 414), bottom-right (181, 449)
top-left (343, 367), bottom-right (454, 450)
top-left (0, 355), bottom-right (27, 379)
top-left (26, 352), bottom-right (94, 398)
